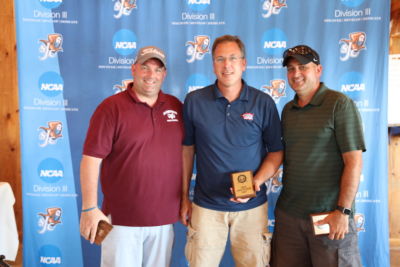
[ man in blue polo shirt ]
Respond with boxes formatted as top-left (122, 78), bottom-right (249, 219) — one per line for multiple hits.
top-left (180, 35), bottom-right (284, 267)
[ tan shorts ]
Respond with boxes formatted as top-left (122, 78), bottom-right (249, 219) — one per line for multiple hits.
top-left (185, 203), bottom-right (271, 267)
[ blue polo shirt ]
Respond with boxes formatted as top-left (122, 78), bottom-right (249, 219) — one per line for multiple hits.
top-left (183, 80), bottom-right (283, 211)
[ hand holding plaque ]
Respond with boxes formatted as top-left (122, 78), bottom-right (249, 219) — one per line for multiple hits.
top-left (231, 170), bottom-right (256, 199)
top-left (94, 220), bottom-right (113, 245)
top-left (310, 212), bottom-right (330, 235)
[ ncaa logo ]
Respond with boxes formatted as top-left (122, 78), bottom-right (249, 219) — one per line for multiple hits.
top-left (339, 32), bottom-right (366, 61)
top-left (340, 0), bottom-right (365, 7)
top-left (39, 0), bottom-right (62, 9)
top-left (113, 29), bottom-right (137, 56)
top-left (186, 0), bottom-right (211, 11)
top-left (38, 158), bottom-right (64, 183)
top-left (38, 72), bottom-right (64, 97)
top-left (339, 71), bottom-right (365, 101)
top-left (185, 73), bottom-right (210, 93)
top-left (262, 79), bottom-right (286, 104)
top-left (38, 245), bottom-right (62, 266)
top-left (261, 28), bottom-right (288, 56)
top-left (261, 0), bottom-right (287, 18)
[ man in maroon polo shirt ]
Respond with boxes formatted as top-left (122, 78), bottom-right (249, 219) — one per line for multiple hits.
top-left (79, 46), bottom-right (183, 267)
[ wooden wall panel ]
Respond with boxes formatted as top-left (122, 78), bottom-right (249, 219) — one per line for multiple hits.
top-left (389, 132), bottom-right (400, 247)
top-left (0, 0), bottom-right (22, 240)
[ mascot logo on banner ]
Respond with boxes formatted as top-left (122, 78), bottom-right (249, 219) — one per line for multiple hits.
top-left (266, 168), bottom-right (282, 195)
top-left (39, 33), bottom-right (63, 61)
top-left (261, 0), bottom-right (287, 18)
top-left (354, 213), bottom-right (366, 232)
top-left (339, 32), bottom-right (366, 61)
top-left (186, 35), bottom-right (210, 63)
top-left (38, 121), bottom-right (63, 147)
top-left (262, 79), bottom-right (286, 103)
top-left (38, 207), bottom-right (62, 234)
top-left (113, 79), bottom-right (133, 94)
top-left (185, 73), bottom-right (210, 93)
top-left (113, 0), bottom-right (137, 19)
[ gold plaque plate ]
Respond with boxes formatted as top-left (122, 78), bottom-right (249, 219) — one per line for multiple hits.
top-left (231, 170), bottom-right (256, 199)
top-left (310, 212), bottom-right (330, 235)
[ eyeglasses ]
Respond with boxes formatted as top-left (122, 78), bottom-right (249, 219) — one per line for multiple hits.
top-left (283, 45), bottom-right (318, 59)
top-left (214, 55), bottom-right (244, 64)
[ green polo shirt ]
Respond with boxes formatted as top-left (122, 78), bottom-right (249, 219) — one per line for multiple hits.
top-left (277, 83), bottom-right (366, 219)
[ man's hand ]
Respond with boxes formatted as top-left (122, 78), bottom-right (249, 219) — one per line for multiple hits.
top-left (80, 208), bottom-right (110, 244)
top-left (314, 210), bottom-right (349, 240)
top-left (180, 197), bottom-right (192, 226)
top-left (229, 177), bottom-right (263, 203)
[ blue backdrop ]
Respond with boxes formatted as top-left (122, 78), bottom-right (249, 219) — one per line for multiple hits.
top-left (14, 0), bottom-right (390, 266)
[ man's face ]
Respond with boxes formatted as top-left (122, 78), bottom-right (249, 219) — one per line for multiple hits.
top-left (286, 59), bottom-right (322, 96)
top-left (213, 41), bottom-right (246, 90)
top-left (131, 58), bottom-right (166, 99)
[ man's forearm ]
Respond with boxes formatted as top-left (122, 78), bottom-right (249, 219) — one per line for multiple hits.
top-left (254, 150), bottom-right (284, 184)
top-left (80, 155), bottom-right (102, 209)
top-left (182, 145), bottom-right (195, 199)
top-left (337, 150), bottom-right (363, 209)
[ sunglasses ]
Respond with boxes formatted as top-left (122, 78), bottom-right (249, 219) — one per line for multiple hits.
top-left (283, 46), bottom-right (319, 60)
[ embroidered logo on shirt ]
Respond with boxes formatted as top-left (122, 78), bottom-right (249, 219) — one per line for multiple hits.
top-left (163, 110), bottom-right (179, 122)
top-left (241, 113), bottom-right (254, 121)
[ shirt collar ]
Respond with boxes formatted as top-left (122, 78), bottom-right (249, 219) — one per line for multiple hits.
top-left (212, 79), bottom-right (249, 102)
top-left (127, 82), bottom-right (166, 106)
top-left (292, 82), bottom-right (327, 108)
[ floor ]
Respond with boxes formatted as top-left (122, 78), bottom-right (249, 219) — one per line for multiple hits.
top-left (3, 244), bottom-right (400, 266)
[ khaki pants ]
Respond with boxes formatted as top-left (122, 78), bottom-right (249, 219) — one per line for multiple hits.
top-left (185, 203), bottom-right (271, 267)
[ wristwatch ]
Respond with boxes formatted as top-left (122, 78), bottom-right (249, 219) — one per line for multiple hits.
top-left (336, 205), bottom-right (351, 215)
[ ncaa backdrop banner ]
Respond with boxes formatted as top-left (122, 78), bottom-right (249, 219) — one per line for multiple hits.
top-left (14, 0), bottom-right (389, 266)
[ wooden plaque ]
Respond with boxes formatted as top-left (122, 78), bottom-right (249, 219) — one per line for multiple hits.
top-left (310, 212), bottom-right (330, 235)
top-left (94, 220), bottom-right (113, 245)
top-left (231, 170), bottom-right (256, 199)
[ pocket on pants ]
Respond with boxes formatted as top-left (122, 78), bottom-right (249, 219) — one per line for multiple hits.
top-left (262, 232), bottom-right (273, 265)
top-left (185, 225), bottom-right (197, 263)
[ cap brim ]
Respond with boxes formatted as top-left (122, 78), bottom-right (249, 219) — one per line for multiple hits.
top-left (283, 55), bottom-right (313, 67)
top-left (136, 55), bottom-right (166, 68)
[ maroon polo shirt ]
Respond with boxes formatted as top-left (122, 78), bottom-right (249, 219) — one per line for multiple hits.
top-left (83, 84), bottom-right (183, 226)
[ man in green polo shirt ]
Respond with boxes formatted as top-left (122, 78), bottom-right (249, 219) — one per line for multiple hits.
top-left (271, 45), bottom-right (366, 267)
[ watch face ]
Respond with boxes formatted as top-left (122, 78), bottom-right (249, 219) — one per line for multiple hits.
top-left (337, 206), bottom-right (351, 215)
